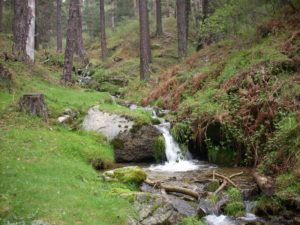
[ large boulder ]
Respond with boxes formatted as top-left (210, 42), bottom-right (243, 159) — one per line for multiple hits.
top-left (112, 125), bottom-right (161, 163)
top-left (82, 106), bottom-right (134, 140)
top-left (129, 192), bottom-right (182, 225)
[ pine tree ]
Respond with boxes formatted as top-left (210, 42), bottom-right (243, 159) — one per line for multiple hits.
top-left (139, 0), bottom-right (151, 80)
top-left (176, 0), bottom-right (187, 59)
top-left (61, 0), bottom-right (78, 84)
top-left (56, 0), bottom-right (63, 52)
top-left (155, 0), bottom-right (163, 36)
top-left (100, 0), bottom-right (108, 60)
top-left (13, 0), bottom-right (35, 63)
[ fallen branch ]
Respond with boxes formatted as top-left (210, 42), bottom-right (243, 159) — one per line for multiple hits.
top-left (145, 179), bottom-right (199, 200)
top-left (213, 172), bottom-right (243, 194)
top-left (214, 172), bottom-right (239, 189)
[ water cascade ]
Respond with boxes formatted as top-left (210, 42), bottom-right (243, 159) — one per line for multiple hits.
top-left (149, 111), bottom-right (200, 172)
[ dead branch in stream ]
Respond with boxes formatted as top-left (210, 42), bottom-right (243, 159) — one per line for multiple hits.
top-left (213, 171), bottom-right (243, 194)
top-left (144, 179), bottom-right (199, 200)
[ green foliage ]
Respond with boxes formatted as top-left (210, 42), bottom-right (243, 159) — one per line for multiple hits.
top-left (180, 217), bottom-right (205, 225)
top-left (154, 135), bottom-right (166, 163)
top-left (224, 188), bottom-right (245, 217)
top-left (261, 114), bottom-right (300, 173)
top-left (171, 122), bottom-right (192, 144)
top-left (208, 193), bottom-right (220, 205)
top-left (206, 138), bottom-right (236, 166)
top-left (254, 195), bottom-right (283, 216)
top-left (275, 173), bottom-right (300, 200)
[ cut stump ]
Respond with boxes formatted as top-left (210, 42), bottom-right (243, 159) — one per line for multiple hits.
top-left (19, 93), bottom-right (48, 121)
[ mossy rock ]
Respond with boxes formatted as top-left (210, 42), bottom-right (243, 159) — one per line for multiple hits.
top-left (204, 180), bottom-right (220, 192)
top-left (103, 166), bottom-right (147, 184)
top-left (180, 216), bottom-right (205, 225)
top-left (154, 135), bottom-right (166, 163)
top-left (224, 201), bottom-right (245, 217)
top-left (223, 188), bottom-right (245, 217)
top-left (110, 188), bottom-right (136, 203)
top-left (254, 196), bottom-right (283, 217)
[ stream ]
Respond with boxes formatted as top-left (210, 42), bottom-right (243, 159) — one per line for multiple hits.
top-left (141, 108), bottom-right (261, 225)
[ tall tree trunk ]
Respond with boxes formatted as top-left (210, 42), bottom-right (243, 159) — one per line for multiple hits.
top-left (176, 0), bottom-right (187, 59)
top-left (139, 0), bottom-right (151, 80)
top-left (13, 0), bottom-right (35, 63)
top-left (99, 0), bottom-right (108, 60)
top-left (75, 0), bottom-right (89, 65)
top-left (133, 0), bottom-right (139, 16)
top-left (56, 0), bottom-right (63, 52)
top-left (155, 0), bottom-right (163, 36)
top-left (202, 0), bottom-right (208, 21)
top-left (0, 0), bottom-right (3, 32)
top-left (186, 0), bottom-right (190, 41)
top-left (61, 0), bottom-right (78, 84)
top-left (111, 0), bottom-right (115, 32)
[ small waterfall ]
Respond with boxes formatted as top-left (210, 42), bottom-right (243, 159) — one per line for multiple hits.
top-left (150, 111), bottom-right (199, 172)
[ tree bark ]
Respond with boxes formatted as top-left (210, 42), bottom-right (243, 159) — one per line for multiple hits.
top-left (176, 0), bottom-right (187, 59)
top-left (100, 0), bottom-right (108, 60)
top-left (202, 0), bottom-right (208, 21)
top-left (56, 0), bottom-right (63, 52)
top-left (61, 0), bottom-right (78, 84)
top-left (0, 0), bottom-right (3, 32)
top-left (13, 0), bottom-right (35, 63)
top-left (186, 0), bottom-right (190, 40)
top-left (139, 0), bottom-right (151, 80)
top-left (155, 0), bottom-right (163, 36)
top-left (75, 0), bottom-right (89, 65)
top-left (19, 93), bottom-right (48, 121)
top-left (111, 0), bottom-right (115, 31)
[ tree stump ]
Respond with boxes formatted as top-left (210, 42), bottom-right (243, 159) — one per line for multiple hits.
top-left (19, 93), bottom-right (48, 121)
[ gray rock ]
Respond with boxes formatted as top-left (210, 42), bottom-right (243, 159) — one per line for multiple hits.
top-left (57, 115), bottom-right (71, 124)
top-left (82, 106), bottom-right (134, 140)
top-left (113, 125), bottom-right (160, 163)
top-left (129, 192), bottom-right (182, 225)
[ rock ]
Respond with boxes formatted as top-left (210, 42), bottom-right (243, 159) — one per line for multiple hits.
top-left (82, 106), bottom-right (134, 140)
top-left (113, 125), bottom-right (161, 163)
top-left (19, 93), bottom-right (48, 121)
top-left (294, 217), bottom-right (300, 225)
top-left (129, 192), bottom-right (182, 225)
top-left (197, 199), bottom-right (219, 218)
top-left (103, 166), bottom-right (147, 184)
top-left (57, 115), bottom-right (71, 124)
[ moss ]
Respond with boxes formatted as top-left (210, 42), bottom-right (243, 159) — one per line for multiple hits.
top-left (112, 166), bottom-right (147, 184)
top-left (111, 138), bottom-right (125, 150)
top-left (180, 217), bottom-right (205, 225)
top-left (254, 195), bottom-right (283, 217)
top-left (224, 202), bottom-right (245, 217)
top-left (224, 188), bottom-right (245, 217)
top-left (110, 188), bottom-right (136, 203)
top-left (205, 180), bottom-right (220, 192)
top-left (154, 135), bottom-right (166, 163)
top-left (207, 143), bottom-right (236, 166)
top-left (275, 172), bottom-right (300, 201)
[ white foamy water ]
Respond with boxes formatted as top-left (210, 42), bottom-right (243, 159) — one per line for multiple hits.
top-left (149, 121), bottom-right (200, 172)
top-left (204, 215), bottom-right (235, 225)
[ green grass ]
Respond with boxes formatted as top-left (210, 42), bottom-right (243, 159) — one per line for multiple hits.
top-left (0, 52), bottom-right (136, 224)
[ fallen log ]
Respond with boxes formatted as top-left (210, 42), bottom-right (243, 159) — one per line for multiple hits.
top-left (145, 179), bottom-right (199, 200)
